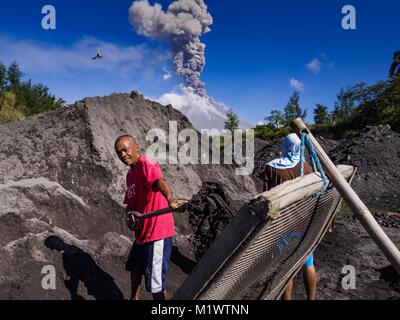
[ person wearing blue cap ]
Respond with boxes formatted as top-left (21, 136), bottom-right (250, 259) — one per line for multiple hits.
top-left (263, 133), bottom-right (318, 300)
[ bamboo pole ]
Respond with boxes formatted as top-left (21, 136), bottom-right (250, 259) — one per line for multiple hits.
top-left (293, 118), bottom-right (400, 275)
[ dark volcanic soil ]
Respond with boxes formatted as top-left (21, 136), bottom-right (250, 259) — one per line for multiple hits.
top-left (254, 125), bottom-right (400, 213)
top-left (292, 216), bottom-right (400, 300)
top-left (249, 125), bottom-right (400, 300)
top-left (187, 182), bottom-right (236, 260)
top-left (329, 125), bottom-right (400, 212)
top-left (1, 90), bottom-right (399, 300)
top-left (0, 92), bottom-right (257, 300)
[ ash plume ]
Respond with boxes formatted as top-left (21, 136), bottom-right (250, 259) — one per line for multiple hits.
top-left (129, 0), bottom-right (213, 97)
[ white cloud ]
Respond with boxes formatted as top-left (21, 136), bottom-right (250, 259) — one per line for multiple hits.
top-left (163, 73), bottom-right (172, 80)
top-left (162, 66), bottom-right (172, 80)
top-left (0, 35), bottom-right (169, 79)
top-left (0, 35), bottom-right (174, 103)
top-left (305, 54), bottom-right (335, 74)
top-left (289, 78), bottom-right (304, 92)
top-left (306, 58), bottom-right (322, 74)
top-left (156, 85), bottom-right (253, 131)
top-left (156, 85), bottom-right (230, 130)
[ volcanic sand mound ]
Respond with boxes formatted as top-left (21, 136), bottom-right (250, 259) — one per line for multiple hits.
top-left (0, 91), bottom-right (257, 300)
top-left (1, 90), bottom-right (399, 300)
top-left (329, 125), bottom-right (400, 212)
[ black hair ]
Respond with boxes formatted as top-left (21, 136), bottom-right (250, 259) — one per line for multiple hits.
top-left (114, 135), bottom-right (136, 147)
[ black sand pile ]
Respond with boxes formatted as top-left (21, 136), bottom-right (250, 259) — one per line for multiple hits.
top-left (0, 91), bottom-right (258, 300)
top-left (329, 125), bottom-right (400, 212)
top-left (374, 212), bottom-right (400, 229)
top-left (253, 137), bottom-right (282, 182)
top-left (1, 89), bottom-right (399, 300)
top-left (186, 182), bottom-right (235, 260)
top-left (292, 216), bottom-right (400, 300)
top-left (252, 127), bottom-right (400, 300)
top-left (253, 126), bottom-right (400, 212)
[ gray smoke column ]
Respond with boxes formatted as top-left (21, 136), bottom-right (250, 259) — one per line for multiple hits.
top-left (129, 0), bottom-right (213, 97)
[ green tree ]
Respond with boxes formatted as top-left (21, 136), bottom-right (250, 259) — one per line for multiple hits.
top-left (350, 77), bottom-right (400, 131)
top-left (385, 75), bottom-right (400, 131)
top-left (331, 83), bottom-right (367, 124)
top-left (224, 108), bottom-right (240, 134)
top-left (284, 91), bottom-right (307, 124)
top-left (254, 123), bottom-right (290, 141)
top-left (6, 61), bottom-right (23, 89)
top-left (265, 109), bottom-right (285, 128)
top-left (0, 60), bottom-right (64, 122)
top-left (0, 62), bottom-right (6, 93)
top-left (17, 80), bottom-right (64, 116)
top-left (322, 77), bottom-right (400, 136)
top-left (313, 103), bottom-right (330, 125)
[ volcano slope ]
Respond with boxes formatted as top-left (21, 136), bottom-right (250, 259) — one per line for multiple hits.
top-left (0, 91), bottom-right (258, 300)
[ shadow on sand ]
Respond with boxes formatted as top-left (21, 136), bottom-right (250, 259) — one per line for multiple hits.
top-left (170, 245), bottom-right (197, 275)
top-left (45, 235), bottom-right (124, 300)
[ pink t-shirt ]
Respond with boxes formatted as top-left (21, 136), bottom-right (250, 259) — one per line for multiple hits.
top-left (123, 155), bottom-right (175, 244)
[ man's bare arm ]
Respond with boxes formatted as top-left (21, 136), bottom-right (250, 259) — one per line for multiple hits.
top-left (152, 179), bottom-right (180, 209)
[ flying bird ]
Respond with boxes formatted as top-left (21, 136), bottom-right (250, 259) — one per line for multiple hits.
top-left (92, 49), bottom-right (103, 60)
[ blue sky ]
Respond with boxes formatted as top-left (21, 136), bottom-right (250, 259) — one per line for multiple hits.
top-left (0, 0), bottom-right (399, 124)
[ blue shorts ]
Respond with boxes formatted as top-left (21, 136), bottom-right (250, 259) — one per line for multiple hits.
top-left (304, 253), bottom-right (314, 267)
top-left (126, 237), bottom-right (173, 293)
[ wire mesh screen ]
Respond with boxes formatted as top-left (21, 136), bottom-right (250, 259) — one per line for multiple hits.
top-left (173, 165), bottom-right (355, 300)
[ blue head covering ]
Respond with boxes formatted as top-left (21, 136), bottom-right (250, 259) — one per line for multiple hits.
top-left (267, 133), bottom-right (301, 169)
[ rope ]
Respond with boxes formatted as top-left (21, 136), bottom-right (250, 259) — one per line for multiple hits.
top-left (300, 132), bottom-right (328, 196)
top-left (299, 133), bottom-right (306, 177)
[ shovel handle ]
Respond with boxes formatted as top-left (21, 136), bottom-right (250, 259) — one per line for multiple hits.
top-left (132, 199), bottom-right (189, 220)
top-left (140, 207), bottom-right (175, 219)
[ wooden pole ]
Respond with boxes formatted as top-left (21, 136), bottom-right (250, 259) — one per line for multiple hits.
top-left (293, 118), bottom-right (400, 275)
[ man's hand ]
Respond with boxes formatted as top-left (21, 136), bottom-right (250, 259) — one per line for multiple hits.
top-left (126, 211), bottom-right (142, 231)
top-left (154, 179), bottom-right (184, 210)
top-left (168, 198), bottom-right (188, 211)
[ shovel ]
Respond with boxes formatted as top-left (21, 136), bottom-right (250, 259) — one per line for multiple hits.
top-left (126, 199), bottom-right (189, 231)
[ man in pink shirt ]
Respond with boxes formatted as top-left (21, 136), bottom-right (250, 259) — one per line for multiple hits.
top-left (115, 135), bottom-right (180, 300)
